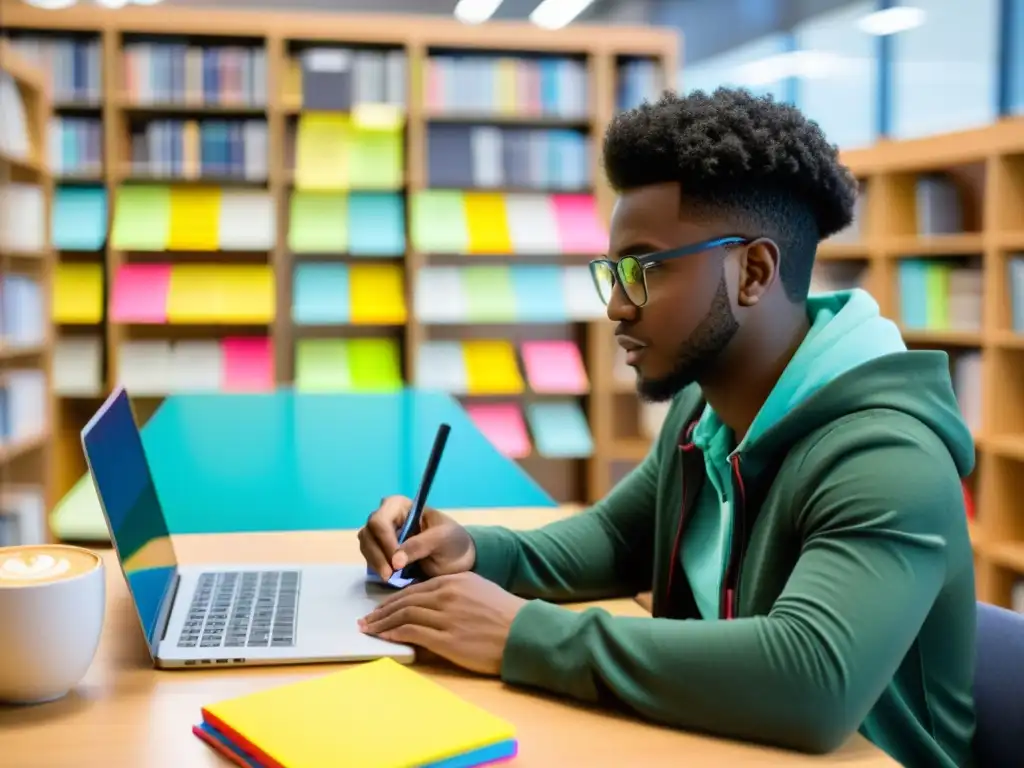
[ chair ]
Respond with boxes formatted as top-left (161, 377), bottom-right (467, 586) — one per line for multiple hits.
top-left (973, 602), bottom-right (1024, 766)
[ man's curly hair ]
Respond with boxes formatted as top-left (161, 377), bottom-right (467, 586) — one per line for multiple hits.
top-left (603, 87), bottom-right (859, 302)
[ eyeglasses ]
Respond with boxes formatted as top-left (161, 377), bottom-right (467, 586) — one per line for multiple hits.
top-left (589, 236), bottom-right (751, 308)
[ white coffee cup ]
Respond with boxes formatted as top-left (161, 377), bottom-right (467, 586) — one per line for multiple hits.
top-left (0, 544), bottom-right (106, 704)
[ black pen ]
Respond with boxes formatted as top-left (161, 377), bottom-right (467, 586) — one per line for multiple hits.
top-left (388, 422), bottom-right (451, 587)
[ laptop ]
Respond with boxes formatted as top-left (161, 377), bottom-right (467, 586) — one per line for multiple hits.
top-left (80, 385), bottom-right (414, 669)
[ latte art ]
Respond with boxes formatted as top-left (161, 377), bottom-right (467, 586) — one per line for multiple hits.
top-left (0, 545), bottom-right (100, 587)
top-left (0, 554), bottom-right (72, 582)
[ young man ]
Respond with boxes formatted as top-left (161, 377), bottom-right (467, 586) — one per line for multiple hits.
top-left (358, 88), bottom-right (977, 767)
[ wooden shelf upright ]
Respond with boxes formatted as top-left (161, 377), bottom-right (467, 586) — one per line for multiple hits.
top-left (0, 39), bottom-right (57, 543)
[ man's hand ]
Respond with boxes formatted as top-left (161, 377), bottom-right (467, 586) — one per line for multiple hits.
top-left (359, 572), bottom-right (527, 676)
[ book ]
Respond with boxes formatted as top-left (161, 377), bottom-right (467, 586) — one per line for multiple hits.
top-left (193, 657), bottom-right (517, 768)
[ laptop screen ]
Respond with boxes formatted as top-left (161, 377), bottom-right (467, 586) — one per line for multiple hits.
top-left (82, 386), bottom-right (178, 656)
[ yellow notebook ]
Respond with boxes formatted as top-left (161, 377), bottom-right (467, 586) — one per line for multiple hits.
top-left (198, 658), bottom-right (517, 768)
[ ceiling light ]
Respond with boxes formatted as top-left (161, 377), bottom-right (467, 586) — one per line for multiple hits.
top-left (95, 0), bottom-right (130, 6)
top-left (131, 0), bottom-right (167, 4)
top-left (22, 0), bottom-right (79, 9)
top-left (453, 0), bottom-right (504, 24)
top-left (530, 0), bottom-right (597, 30)
top-left (856, 6), bottom-right (926, 36)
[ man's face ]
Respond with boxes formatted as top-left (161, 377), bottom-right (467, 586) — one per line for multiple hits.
top-left (606, 182), bottom-right (741, 402)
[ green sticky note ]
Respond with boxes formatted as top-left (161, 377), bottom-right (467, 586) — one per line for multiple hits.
top-left (111, 185), bottom-right (170, 251)
top-left (288, 191), bottom-right (348, 253)
top-left (50, 474), bottom-right (109, 542)
top-left (411, 190), bottom-right (468, 254)
top-left (294, 339), bottom-right (351, 392)
top-left (527, 400), bottom-right (594, 458)
top-left (464, 266), bottom-right (517, 322)
top-left (348, 127), bottom-right (404, 190)
top-left (348, 338), bottom-right (403, 391)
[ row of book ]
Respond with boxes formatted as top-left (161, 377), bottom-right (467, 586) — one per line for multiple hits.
top-left (423, 55), bottom-right (589, 119)
top-left (0, 369), bottom-right (47, 450)
top-left (0, 274), bottom-right (45, 349)
top-left (0, 184), bottom-right (45, 253)
top-left (617, 58), bottom-right (663, 112)
top-left (54, 337), bottom-right (103, 397)
top-left (284, 49), bottom-right (407, 111)
top-left (465, 399), bottom-right (593, 459)
top-left (416, 339), bottom-right (588, 396)
top-left (1009, 256), bottom-right (1024, 332)
top-left (951, 351), bottom-right (982, 434)
top-left (915, 175), bottom-right (967, 236)
top-left (4, 36), bottom-right (102, 105)
top-left (0, 485), bottom-right (46, 548)
top-left (129, 119), bottom-right (269, 181)
top-left (115, 337), bottom-right (274, 395)
top-left (123, 42), bottom-right (268, 108)
top-left (48, 117), bottom-right (103, 178)
top-left (411, 191), bottom-right (606, 255)
top-left (427, 125), bottom-right (591, 191)
top-left (898, 260), bottom-right (984, 331)
top-left (292, 113), bottom-right (403, 190)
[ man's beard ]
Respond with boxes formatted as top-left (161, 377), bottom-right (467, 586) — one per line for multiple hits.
top-left (637, 274), bottom-right (739, 403)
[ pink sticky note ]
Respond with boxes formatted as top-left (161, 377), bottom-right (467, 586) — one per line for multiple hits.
top-left (110, 264), bottom-right (171, 323)
top-left (552, 194), bottom-right (608, 255)
top-left (466, 403), bottom-right (531, 459)
top-left (521, 340), bottom-right (589, 394)
top-left (222, 337), bottom-right (274, 392)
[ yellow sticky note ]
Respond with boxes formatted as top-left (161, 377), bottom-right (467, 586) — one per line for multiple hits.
top-left (295, 114), bottom-right (350, 191)
top-left (463, 340), bottom-right (524, 395)
top-left (283, 58), bottom-right (303, 111)
top-left (53, 263), bottom-right (103, 324)
top-left (166, 265), bottom-right (274, 324)
top-left (352, 103), bottom-right (405, 131)
top-left (464, 193), bottom-right (512, 254)
top-left (349, 264), bottom-right (406, 324)
top-left (168, 187), bottom-right (221, 251)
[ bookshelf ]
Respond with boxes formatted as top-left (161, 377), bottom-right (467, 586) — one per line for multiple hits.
top-left (0, 4), bottom-right (677, 516)
top-left (0, 40), bottom-right (56, 547)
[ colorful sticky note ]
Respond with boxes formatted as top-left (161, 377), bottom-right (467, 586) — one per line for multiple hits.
top-left (52, 185), bottom-right (107, 251)
top-left (552, 194), bottom-right (608, 254)
top-left (288, 191), bottom-right (348, 253)
top-left (348, 126), bottom-right (404, 189)
top-left (462, 340), bottom-right (523, 395)
top-left (347, 338), bottom-right (403, 391)
top-left (349, 264), bottom-right (406, 324)
top-left (511, 265), bottom-right (568, 322)
top-left (294, 114), bottom-right (350, 190)
top-left (220, 191), bottom-right (275, 251)
top-left (348, 193), bottom-right (405, 256)
top-left (222, 337), bottom-right (274, 392)
top-left (53, 263), bottom-right (103, 324)
top-left (411, 191), bottom-right (468, 254)
top-left (464, 192), bottom-right (512, 254)
top-left (294, 339), bottom-right (350, 392)
top-left (465, 403), bottom-right (531, 459)
top-left (110, 264), bottom-right (172, 324)
top-left (504, 194), bottom-right (559, 254)
top-left (521, 340), bottom-right (588, 394)
top-left (414, 267), bottom-right (467, 324)
top-left (527, 401), bottom-right (594, 458)
top-left (111, 185), bottom-right (170, 251)
top-left (168, 187), bottom-right (222, 251)
top-left (463, 266), bottom-right (516, 322)
top-left (216, 266), bottom-right (276, 324)
top-left (415, 341), bottom-right (467, 393)
top-left (166, 266), bottom-right (274, 324)
top-left (292, 264), bottom-right (349, 324)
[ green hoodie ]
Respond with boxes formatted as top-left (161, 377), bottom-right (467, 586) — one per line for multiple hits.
top-left (467, 289), bottom-right (977, 766)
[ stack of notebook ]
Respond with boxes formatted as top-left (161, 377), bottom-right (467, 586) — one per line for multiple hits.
top-left (193, 658), bottom-right (518, 767)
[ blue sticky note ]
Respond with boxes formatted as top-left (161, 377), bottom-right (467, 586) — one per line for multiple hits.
top-left (526, 400), bottom-right (594, 458)
top-left (52, 185), bottom-right (107, 251)
top-left (292, 264), bottom-right (350, 324)
top-left (511, 265), bottom-right (568, 322)
top-left (348, 193), bottom-right (406, 257)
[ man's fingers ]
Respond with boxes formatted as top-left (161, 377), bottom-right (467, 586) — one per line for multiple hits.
top-left (357, 528), bottom-right (392, 581)
top-left (365, 496), bottom-right (411, 568)
top-left (361, 605), bottom-right (446, 635)
top-left (394, 526), bottom-right (449, 569)
top-left (377, 625), bottom-right (450, 654)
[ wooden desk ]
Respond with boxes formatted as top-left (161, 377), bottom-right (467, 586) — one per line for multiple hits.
top-left (0, 508), bottom-right (895, 766)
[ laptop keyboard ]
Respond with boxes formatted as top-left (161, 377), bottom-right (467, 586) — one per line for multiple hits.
top-left (176, 570), bottom-right (300, 649)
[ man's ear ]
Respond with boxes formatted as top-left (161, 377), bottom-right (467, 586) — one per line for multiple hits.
top-left (736, 239), bottom-right (780, 308)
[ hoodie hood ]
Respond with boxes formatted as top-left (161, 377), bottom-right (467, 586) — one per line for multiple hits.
top-left (693, 288), bottom-right (975, 481)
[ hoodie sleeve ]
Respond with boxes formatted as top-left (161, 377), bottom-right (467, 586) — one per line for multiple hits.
top-left (465, 446), bottom-right (658, 601)
top-left (498, 423), bottom-right (967, 754)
